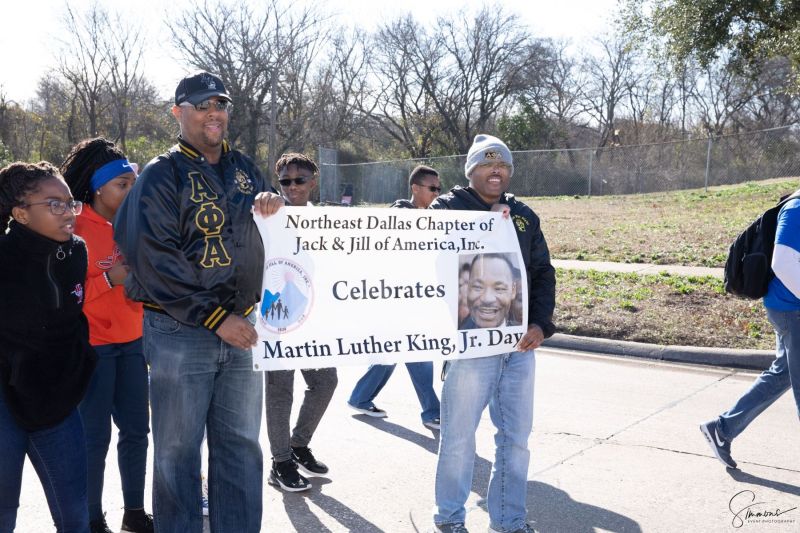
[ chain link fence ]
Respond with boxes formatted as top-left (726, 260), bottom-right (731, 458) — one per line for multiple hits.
top-left (318, 126), bottom-right (800, 204)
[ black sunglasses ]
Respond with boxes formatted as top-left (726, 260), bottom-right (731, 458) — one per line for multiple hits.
top-left (418, 184), bottom-right (442, 193)
top-left (180, 99), bottom-right (233, 112)
top-left (279, 176), bottom-right (312, 187)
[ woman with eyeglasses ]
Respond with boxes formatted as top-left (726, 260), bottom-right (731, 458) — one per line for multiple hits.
top-left (0, 161), bottom-right (97, 532)
top-left (61, 138), bottom-right (153, 533)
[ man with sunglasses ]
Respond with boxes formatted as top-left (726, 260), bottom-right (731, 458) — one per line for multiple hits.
top-left (347, 165), bottom-right (442, 429)
top-left (263, 153), bottom-right (339, 493)
top-left (115, 71), bottom-right (283, 533)
top-left (430, 135), bottom-right (555, 533)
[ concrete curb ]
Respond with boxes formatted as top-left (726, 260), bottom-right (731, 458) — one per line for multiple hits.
top-left (542, 333), bottom-right (774, 371)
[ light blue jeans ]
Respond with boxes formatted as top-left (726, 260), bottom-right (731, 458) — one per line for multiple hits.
top-left (349, 362), bottom-right (440, 422)
top-left (718, 307), bottom-right (800, 440)
top-left (144, 310), bottom-right (263, 533)
top-left (434, 351), bottom-right (535, 532)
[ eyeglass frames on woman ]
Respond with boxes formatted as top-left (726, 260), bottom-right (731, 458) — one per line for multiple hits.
top-left (22, 199), bottom-right (83, 216)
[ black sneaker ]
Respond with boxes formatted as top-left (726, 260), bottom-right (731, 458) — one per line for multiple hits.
top-left (347, 402), bottom-right (388, 417)
top-left (292, 446), bottom-right (329, 475)
top-left (434, 523), bottom-right (469, 533)
top-left (90, 515), bottom-right (114, 533)
top-left (700, 419), bottom-right (738, 469)
top-left (120, 509), bottom-right (154, 533)
top-left (268, 459), bottom-right (312, 492)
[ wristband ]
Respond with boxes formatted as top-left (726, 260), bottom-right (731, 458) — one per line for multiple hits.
top-left (103, 271), bottom-right (114, 289)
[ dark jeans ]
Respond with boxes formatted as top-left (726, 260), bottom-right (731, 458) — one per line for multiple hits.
top-left (0, 393), bottom-right (89, 533)
top-left (144, 310), bottom-right (263, 533)
top-left (78, 338), bottom-right (150, 521)
top-left (265, 368), bottom-right (338, 462)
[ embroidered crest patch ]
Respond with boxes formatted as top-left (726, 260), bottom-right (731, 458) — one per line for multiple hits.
top-left (235, 169), bottom-right (254, 194)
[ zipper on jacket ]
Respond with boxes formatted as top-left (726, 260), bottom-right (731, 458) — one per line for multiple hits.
top-left (47, 246), bottom-right (63, 309)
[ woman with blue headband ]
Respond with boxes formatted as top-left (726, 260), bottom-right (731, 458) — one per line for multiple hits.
top-left (61, 138), bottom-right (153, 533)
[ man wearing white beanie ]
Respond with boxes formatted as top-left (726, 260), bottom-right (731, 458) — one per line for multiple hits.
top-left (429, 134), bottom-right (556, 533)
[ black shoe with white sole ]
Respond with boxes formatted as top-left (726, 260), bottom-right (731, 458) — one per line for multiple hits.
top-left (347, 402), bottom-right (387, 417)
top-left (268, 459), bottom-right (312, 492)
top-left (292, 446), bottom-right (329, 475)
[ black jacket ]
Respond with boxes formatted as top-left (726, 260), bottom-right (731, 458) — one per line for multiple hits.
top-left (390, 199), bottom-right (416, 209)
top-left (0, 222), bottom-right (97, 431)
top-left (430, 186), bottom-right (556, 337)
top-left (114, 138), bottom-right (273, 331)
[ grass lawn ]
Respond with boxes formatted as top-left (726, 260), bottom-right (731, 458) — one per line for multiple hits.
top-left (555, 269), bottom-right (773, 350)
top-left (526, 178), bottom-right (800, 267)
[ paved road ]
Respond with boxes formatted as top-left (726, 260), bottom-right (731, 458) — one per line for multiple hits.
top-left (16, 349), bottom-right (800, 532)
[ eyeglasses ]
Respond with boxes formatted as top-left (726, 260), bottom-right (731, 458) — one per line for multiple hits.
top-left (22, 199), bottom-right (83, 216)
top-left (279, 176), bottom-right (312, 187)
top-left (416, 184), bottom-right (442, 193)
top-left (180, 99), bottom-right (233, 112)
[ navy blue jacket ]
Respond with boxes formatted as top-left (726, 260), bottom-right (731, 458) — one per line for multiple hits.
top-left (115, 138), bottom-right (273, 331)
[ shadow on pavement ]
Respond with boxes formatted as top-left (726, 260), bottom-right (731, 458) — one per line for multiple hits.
top-left (351, 414), bottom-right (439, 453)
top-left (728, 469), bottom-right (800, 497)
top-left (275, 477), bottom-right (383, 533)
top-left (527, 481), bottom-right (642, 533)
top-left (351, 414), bottom-right (493, 499)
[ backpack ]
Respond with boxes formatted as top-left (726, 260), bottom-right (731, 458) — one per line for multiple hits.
top-left (724, 189), bottom-right (800, 299)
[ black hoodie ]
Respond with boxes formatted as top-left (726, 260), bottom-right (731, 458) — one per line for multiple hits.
top-left (0, 221), bottom-right (97, 431)
top-left (430, 185), bottom-right (556, 337)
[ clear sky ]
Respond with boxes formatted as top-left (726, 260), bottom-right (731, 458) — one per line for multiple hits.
top-left (1, 0), bottom-right (620, 103)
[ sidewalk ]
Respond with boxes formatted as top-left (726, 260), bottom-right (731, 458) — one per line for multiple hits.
top-left (552, 259), bottom-right (723, 279)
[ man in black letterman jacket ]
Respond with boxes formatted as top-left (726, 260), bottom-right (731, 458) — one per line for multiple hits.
top-left (114, 72), bottom-right (284, 533)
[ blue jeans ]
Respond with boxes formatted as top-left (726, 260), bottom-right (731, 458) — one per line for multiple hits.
top-left (144, 310), bottom-right (263, 533)
top-left (79, 338), bottom-right (150, 521)
top-left (718, 307), bottom-right (800, 440)
top-left (348, 362), bottom-right (440, 422)
top-left (434, 351), bottom-right (535, 532)
top-left (0, 394), bottom-right (89, 533)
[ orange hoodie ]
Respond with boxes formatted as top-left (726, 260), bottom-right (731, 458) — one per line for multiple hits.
top-left (75, 204), bottom-right (142, 345)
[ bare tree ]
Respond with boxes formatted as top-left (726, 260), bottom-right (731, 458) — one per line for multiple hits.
top-left (58, 3), bottom-right (111, 138)
top-left (102, 12), bottom-right (146, 152)
top-left (309, 30), bottom-right (372, 149)
top-left (689, 53), bottom-right (758, 136)
top-left (580, 34), bottom-right (639, 149)
top-left (365, 16), bottom-right (444, 158)
top-left (169, 0), bottom-right (328, 169)
top-left (524, 40), bottom-right (588, 148)
top-left (427, 7), bottom-right (539, 153)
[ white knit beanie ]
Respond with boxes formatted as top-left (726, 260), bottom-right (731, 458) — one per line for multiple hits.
top-left (464, 134), bottom-right (514, 178)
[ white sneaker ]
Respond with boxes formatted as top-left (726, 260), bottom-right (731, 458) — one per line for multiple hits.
top-left (201, 474), bottom-right (209, 516)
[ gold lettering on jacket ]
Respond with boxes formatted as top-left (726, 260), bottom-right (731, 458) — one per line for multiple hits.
top-left (188, 171), bottom-right (231, 268)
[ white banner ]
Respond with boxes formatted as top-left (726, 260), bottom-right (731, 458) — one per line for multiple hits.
top-left (252, 207), bottom-right (527, 370)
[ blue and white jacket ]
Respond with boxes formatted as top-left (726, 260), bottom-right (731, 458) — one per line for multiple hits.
top-left (764, 198), bottom-right (800, 310)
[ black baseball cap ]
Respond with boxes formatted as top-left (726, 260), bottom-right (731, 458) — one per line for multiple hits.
top-left (174, 71), bottom-right (232, 106)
